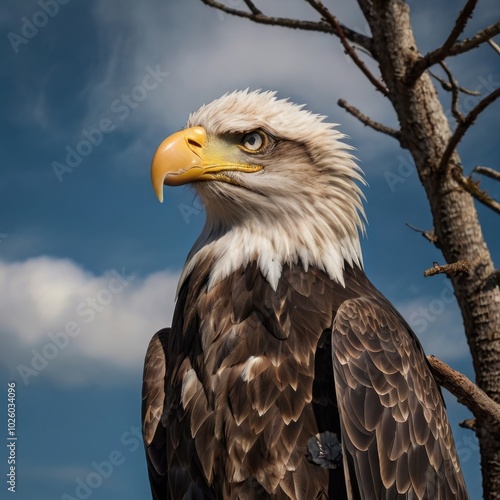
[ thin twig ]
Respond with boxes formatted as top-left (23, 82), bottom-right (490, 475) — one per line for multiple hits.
top-left (199, 0), bottom-right (373, 53)
top-left (429, 70), bottom-right (480, 96)
top-left (439, 62), bottom-right (465, 123)
top-left (306, 0), bottom-right (388, 96)
top-left (242, 0), bottom-right (261, 16)
top-left (424, 260), bottom-right (470, 277)
top-left (406, 0), bottom-right (478, 82)
top-left (473, 166), bottom-right (500, 182)
top-left (439, 87), bottom-right (500, 172)
top-left (449, 22), bottom-right (500, 57)
top-left (452, 167), bottom-right (500, 215)
top-left (437, 0), bottom-right (478, 55)
top-left (459, 418), bottom-right (477, 431)
top-left (337, 99), bottom-right (400, 139)
top-left (407, 19), bottom-right (500, 83)
top-left (488, 38), bottom-right (500, 56)
top-left (405, 223), bottom-right (439, 244)
top-left (428, 355), bottom-right (500, 430)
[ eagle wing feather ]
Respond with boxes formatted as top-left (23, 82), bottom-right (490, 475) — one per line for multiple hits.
top-left (142, 328), bottom-right (170, 497)
top-left (332, 297), bottom-right (469, 499)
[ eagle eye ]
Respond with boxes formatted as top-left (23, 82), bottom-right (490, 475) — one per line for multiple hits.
top-left (240, 131), bottom-right (267, 153)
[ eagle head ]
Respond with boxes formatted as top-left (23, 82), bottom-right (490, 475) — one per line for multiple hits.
top-left (151, 90), bottom-right (366, 289)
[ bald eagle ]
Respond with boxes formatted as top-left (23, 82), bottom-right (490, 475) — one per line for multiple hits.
top-left (142, 90), bottom-right (469, 499)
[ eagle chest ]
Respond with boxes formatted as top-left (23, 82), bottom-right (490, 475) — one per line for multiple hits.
top-left (169, 265), bottom-right (336, 495)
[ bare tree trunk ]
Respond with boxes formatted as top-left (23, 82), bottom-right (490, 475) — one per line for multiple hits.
top-left (361, 1), bottom-right (500, 496)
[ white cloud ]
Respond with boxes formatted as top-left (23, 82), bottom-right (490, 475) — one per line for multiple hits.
top-left (0, 257), bottom-right (178, 387)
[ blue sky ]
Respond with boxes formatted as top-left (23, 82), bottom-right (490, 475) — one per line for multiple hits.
top-left (1, 0), bottom-right (498, 498)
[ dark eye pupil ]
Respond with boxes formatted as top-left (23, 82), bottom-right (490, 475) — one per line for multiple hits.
top-left (242, 132), bottom-right (264, 151)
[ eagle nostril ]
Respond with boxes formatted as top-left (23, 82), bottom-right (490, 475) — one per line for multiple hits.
top-left (187, 138), bottom-right (203, 149)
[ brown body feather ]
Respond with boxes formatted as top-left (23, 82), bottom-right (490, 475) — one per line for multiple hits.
top-left (142, 262), bottom-right (468, 499)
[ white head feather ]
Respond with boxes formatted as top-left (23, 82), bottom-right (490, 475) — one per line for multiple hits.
top-left (178, 90), bottom-right (366, 291)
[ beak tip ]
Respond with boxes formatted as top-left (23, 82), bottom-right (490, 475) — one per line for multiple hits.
top-left (151, 165), bottom-right (165, 203)
top-left (155, 188), bottom-right (164, 203)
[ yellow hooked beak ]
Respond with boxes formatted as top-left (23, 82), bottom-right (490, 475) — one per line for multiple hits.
top-left (150, 126), bottom-right (263, 203)
top-left (150, 126), bottom-right (206, 203)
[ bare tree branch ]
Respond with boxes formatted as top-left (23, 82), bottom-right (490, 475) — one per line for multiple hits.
top-left (429, 70), bottom-right (480, 96)
top-left (242, 0), bottom-right (261, 16)
top-left (474, 166), bottom-right (500, 182)
top-left (449, 22), bottom-right (500, 57)
top-left (488, 38), bottom-right (500, 55)
top-left (452, 167), bottom-right (500, 215)
top-left (459, 418), bottom-right (477, 431)
top-left (337, 99), bottom-right (400, 139)
top-left (406, 0), bottom-right (478, 81)
top-left (306, 0), bottom-right (388, 96)
top-left (405, 223), bottom-right (439, 245)
top-left (439, 62), bottom-right (465, 123)
top-left (199, 0), bottom-right (373, 53)
top-left (439, 87), bottom-right (500, 172)
top-left (434, 0), bottom-right (478, 58)
top-left (407, 18), bottom-right (500, 83)
top-left (424, 260), bottom-right (470, 277)
top-left (428, 355), bottom-right (500, 430)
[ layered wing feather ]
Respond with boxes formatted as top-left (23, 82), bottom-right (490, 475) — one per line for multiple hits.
top-left (142, 328), bottom-right (170, 499)
top-left (332, 297), bottom-right (469, 499)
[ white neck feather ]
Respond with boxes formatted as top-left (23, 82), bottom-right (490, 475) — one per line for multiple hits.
top-left (178, 199), bottom-right (364, 293)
